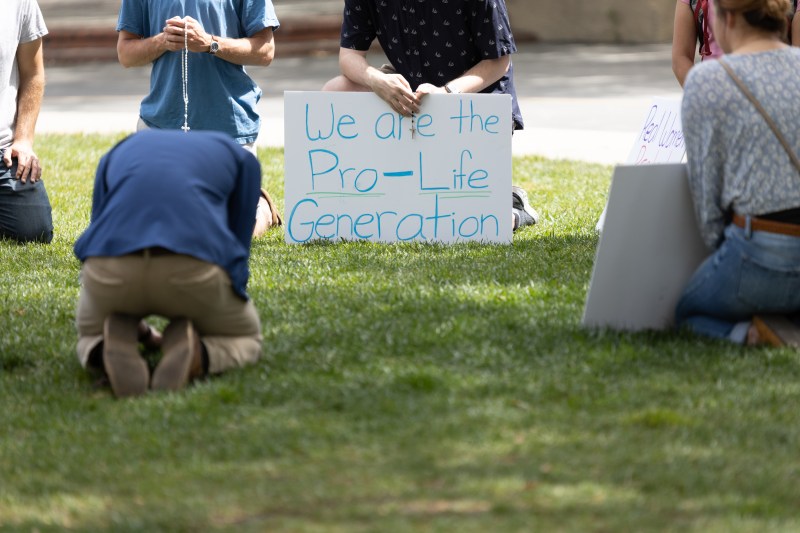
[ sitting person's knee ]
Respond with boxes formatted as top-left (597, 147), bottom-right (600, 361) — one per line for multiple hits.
top-left (1, 220), bottom-right (53, 243)
top-left (322, 76), bottom-right (347, 91)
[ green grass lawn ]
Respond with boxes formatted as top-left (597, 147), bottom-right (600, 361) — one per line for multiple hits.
top-left (1, 134), bottom-right (799, 532)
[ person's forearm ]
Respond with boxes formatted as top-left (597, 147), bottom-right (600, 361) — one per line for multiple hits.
top-left (210, 29), bottom-right (274, 67)
top-left (338, 47), bottom-right (418, 115)
top-left (793, 16), bottom-right (800, 46)
top-left (672, 0), bottom-right (697, 87)
top-left (445, 56), bottom-right (510, 93)
top-left (118, 32), bottom-right (169, 67)
top-left (164, 18), bottom-right (275, 67)
top-left (14, 55), bottom-right (45, 145)
top-left (672, 57), bottom-right (694, 87)
top-left (340, 49), bottom-right (382, 91)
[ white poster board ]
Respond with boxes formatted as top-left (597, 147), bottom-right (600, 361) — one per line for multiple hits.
top-left (596, 97), bottom-right (686, 232)
top-left (626, 97), bottom-right (686, 165)
top-left (582, 164), bottom-right (709, 331)
top-left (284, 92), bottom-right (512, 244)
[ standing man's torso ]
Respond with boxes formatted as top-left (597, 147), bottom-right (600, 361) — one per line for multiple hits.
top-left (116, 0), bottom-right (279, 143)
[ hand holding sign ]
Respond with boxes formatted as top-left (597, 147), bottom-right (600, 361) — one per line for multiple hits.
top-left (284, 92), bottom-right (513, 244)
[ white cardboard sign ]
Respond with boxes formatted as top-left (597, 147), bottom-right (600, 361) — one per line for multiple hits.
top-left (596, 97), bottom-right (686, 232)
top-left (583, 164), bottom-right (709, 331)
top-left (283, 92), bottom-right (512, 244)
top-left (626, 97), bottom-right (686, 165)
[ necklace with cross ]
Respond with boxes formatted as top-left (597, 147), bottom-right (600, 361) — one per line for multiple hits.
top-left (181, 23), bottom-right (190, 132)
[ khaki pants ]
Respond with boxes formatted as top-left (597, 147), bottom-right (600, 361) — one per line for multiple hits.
top-left (76, 252), bottom-right (262, 374)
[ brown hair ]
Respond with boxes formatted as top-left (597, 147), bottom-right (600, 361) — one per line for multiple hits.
top-left (714, 0), bottom-right (791, 33)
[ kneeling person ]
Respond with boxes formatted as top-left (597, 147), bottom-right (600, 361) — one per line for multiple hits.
top-left (1, 0), bottom-right (53, 243)
top-left (74, 130), bottom-right (263, 397)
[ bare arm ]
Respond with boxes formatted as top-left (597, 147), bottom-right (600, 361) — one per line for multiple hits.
top-left (415, 55), bottom-right (511, 96)
top-left (165, 17), bottom-right (274, 66)
top-left (3, 38), bottom-right (45, 183)
top-left (339, 47), bottom-right (419, 115)
top-left (117, 29), bottom-right (172, 68)
top-left (118, 17), bottom-right (274, 68)
top-left (337, 49), bottom-right (510, 115)
top-left (793, 13), bottom-right (800, 46)
top-left (210, 28), bottom-right (274, 66)
top-left (672, 0), bottom-right (698, 87)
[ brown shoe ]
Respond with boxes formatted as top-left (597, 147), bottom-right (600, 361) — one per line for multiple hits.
top-left (260, 188), bottom-right (283, 226)
top-left (103, 314), bottom-right (149, 398)
top-left (151, 318), bottom-right (204, 391)
top-left (253, 196), bottom-right (272, 237)
top-left (253, 189), bottom-right (283, 237)
top-left (752, 315), bottom-right (800, 348)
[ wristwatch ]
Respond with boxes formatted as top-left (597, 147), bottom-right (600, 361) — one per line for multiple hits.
top-left (208, 37), bottom-right (219, 55)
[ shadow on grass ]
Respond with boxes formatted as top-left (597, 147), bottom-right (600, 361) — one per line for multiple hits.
top-left (4, 341), bottom-right (800, 532)
top-left (4, 205), bottom-right (800, 530)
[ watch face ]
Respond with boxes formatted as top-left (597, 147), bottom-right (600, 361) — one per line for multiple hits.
top-left (210, 41), bottom-right (219, 54)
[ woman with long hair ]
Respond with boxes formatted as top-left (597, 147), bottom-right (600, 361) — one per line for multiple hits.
top-left (676, 0), bottom-right (800, 346)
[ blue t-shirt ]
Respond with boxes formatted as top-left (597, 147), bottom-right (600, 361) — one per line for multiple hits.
top-left (340, 0), bottom-right (523, 130)
top-left (74, 130), bottom-right (261, 300)
top-left (117, 0), bottom-right (280, 144)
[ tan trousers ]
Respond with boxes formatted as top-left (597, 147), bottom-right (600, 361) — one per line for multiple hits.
top-left (76, 252), bottom-right (262, 374)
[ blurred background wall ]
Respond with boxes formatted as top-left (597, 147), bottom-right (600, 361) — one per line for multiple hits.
top-left (506, 0), bottom-right (675, 43)
top-left (37, 0), bottom-right (677, 64)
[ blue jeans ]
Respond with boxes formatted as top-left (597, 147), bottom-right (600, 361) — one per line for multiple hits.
top-left (0, 150), bottom-right (53, 243)
top-left (675, 223), bottom-right (800, 343)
